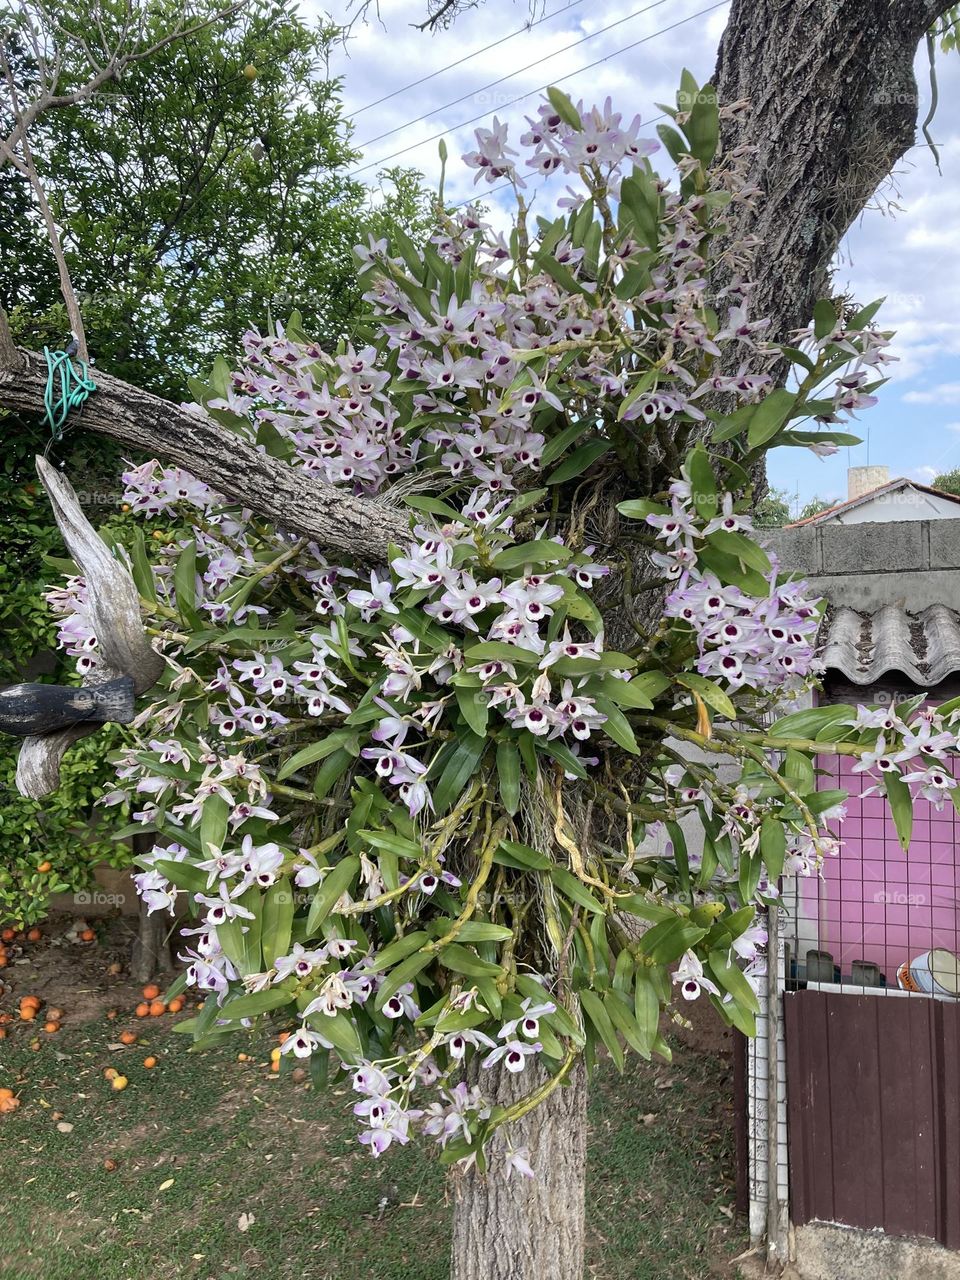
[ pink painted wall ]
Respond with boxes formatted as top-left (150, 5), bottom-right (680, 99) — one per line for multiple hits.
top-left (803, 749), bottom-right (960, 981)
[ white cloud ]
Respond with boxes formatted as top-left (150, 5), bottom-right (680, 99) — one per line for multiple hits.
top-left (902, 382), bottom-right (960, 405)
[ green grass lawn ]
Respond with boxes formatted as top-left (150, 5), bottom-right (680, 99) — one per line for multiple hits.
top-left (0, 1016), bottom-right (741, 1279)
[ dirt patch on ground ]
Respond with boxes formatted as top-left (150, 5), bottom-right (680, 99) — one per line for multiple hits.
top-left (0, 911), bottom-right (176, 1026)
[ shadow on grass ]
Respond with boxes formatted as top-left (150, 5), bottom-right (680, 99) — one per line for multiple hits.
top-left (0, 1018), bottom-right (743, 1279)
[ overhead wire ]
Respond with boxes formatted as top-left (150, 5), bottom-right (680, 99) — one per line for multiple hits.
top-left (350, 0), bottom-right (589, 120)
top-left (349, 0), bottom-right (728, 178)
top-left (354, 0), bottom-right (675, 152)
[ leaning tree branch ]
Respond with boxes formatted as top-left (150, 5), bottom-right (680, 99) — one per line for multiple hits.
top-left (0, 326), bottom-right (408, 565)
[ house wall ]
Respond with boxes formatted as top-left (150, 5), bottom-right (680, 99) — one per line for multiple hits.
top-left (766, 519), bottom-right (960, 612)
top-left (824, 489), bottom-right (960, 524)
top-left (753, 518), bottom-right (960, 1264)
top-left (794, 749), bottom-right (960, 984)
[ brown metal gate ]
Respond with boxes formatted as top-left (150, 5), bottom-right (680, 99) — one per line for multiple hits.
top-left (784, 988), bottom-right (960, 1247)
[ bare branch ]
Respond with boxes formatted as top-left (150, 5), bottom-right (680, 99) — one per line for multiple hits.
top-left (0, 333), bottom-right (409, 565)
top-left (16, 458), bottom-right (165, 798)
top-left (0, 1), bottom-right (245, 168)
top-left (1, 43), bottom-right (87, 357)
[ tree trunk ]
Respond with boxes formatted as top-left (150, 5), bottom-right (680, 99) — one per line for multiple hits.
top-left (129, 833), bottom-right (172, 982)
top-left (714, 0), bottom-right (955, 350)
top-left (450, 1057), bottom-right (587, 1280)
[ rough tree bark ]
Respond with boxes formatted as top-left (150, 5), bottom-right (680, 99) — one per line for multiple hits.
top-left (715, 0), bottom-right (955, 348)
top-left (129, 834), bottom-right (172, 982)
top-left (0, 334), bottom-right (407, 565)
top-left (450, 1059), bottom-right (587, 1280)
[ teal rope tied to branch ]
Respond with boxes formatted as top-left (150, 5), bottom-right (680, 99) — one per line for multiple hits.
top-left (42, 345), bottom-right (96, 442)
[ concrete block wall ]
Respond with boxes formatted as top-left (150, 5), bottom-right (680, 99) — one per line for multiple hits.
top-left (765, 520), bottom-right (960, 612)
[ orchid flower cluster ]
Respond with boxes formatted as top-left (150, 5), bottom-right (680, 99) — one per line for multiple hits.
top-left (40, 79), bottom-right (922, 1176)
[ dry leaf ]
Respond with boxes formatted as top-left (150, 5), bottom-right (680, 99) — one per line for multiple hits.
top-left (238, 1212), bottom-right (255, 1233)
top-left (56, 1121), bottom-right (74, 1134)
top-left (158, 1178), bottom-right (175, 1192)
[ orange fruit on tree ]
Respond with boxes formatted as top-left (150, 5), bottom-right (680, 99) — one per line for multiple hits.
top-left (36, 862), bottom-right (52, 874)
top-left (148, 1000), bottom-right (166, 1017)
top-left (118, 1030), bottom-right (137, 1045)
top-left (142, 984), bottom-right (160, 1001)
top-left (134, 1003), bottom-right (150, 1018)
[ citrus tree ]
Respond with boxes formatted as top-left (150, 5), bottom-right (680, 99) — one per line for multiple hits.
top-left (16, 79), bottom-right (958, 1276)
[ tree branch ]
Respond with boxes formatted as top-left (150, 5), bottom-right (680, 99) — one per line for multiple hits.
top-left (0, 327), bottom-right (409, 565)
top-left (0, 2), bottom-right (245, 168)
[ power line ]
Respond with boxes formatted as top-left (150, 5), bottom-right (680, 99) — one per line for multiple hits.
top-left (351, 0), bottom-right (589, 120)
top-left (350, 0), bottom-right (727, 178)
top-left (355, 0), bottom-right (674, 152)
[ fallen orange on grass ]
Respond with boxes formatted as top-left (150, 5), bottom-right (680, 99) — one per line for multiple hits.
top-left (168, 998), bottom-right (184, 1014)
top-left (118, 1030), bottom-right (137, 1046)
top-left (80, 929), bottom-right (96, 943)
top-left (141, 984), bottom-right (161, 1001)
top-left (43, 1021), bottom-right (60, 1035)
top-left (26, 927), bottom-right (41, 942)
top-left (103, 1067), bottom-right (118, 1080)
top-left (143, 1056), bottom-right (157, 1069)
top-left (111, 1075), bottom-right (128, 1091)
top-left (0, 929), bottom-right (14, 943)
top-left (148, 1000), bottom-right (166, 1017)
top-left (134, 1003), bottom-right (150, 1018)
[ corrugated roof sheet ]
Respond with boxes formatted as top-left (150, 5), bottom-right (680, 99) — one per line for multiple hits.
top-left (821, 604), bottom-right (960, 685)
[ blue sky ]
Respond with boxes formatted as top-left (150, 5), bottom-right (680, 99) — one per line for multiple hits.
top-left (315, 0), bottom-right (960, 513)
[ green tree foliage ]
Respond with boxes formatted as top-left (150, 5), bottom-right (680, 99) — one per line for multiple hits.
top-left (753, 487), bottom-right (792, 527)
top-left (933, 468), bottom-right (960, 495)
top-left (0, 0), bottom-right (433, 926)
top-left (1, 0), bottom-right (432, 398)
top-left (797, 496), bottom-right (835, 521)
